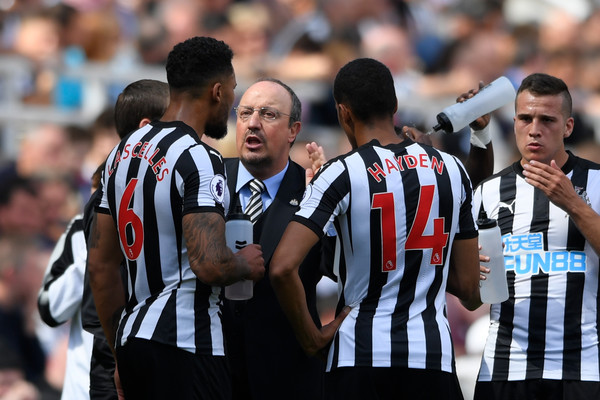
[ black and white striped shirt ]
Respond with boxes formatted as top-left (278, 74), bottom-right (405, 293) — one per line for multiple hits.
top-left (38, 214), bottom-right (93, 400)
top-left (473, 152), bottom-right (600, 381)
top-left (295, 139), bottom-right (477, 373)
top-left (98, 121), bottom-right (227, 356)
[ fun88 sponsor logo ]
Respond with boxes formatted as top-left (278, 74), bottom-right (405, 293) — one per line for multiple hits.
top-left (502, 233), bottom-right (587, 275)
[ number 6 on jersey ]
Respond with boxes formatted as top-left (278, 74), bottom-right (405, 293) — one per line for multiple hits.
top-left (118, 179), bottom-right (144, 260)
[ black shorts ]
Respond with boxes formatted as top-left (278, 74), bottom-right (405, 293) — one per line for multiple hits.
top-left (474, 379), bottom-right (600, 400)
top-left (116, 338), bottom-right (231, 400)
top-left (89, 336), bottom-right (117, 400)
top-left (325, 366), bottom-right (464, 400)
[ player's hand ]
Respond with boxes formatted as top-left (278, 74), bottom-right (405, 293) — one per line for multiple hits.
top-left (305, 141), bottom-right (326, 185)
top-left (115, 367), bottom-right (125, 400)
top-left (457, 81), bottom-right (491, 131)
top-left (477, 247), bottom-right (491, 281)
top-left (304, 306), bottom-right (351, 358)
top-left (237, 244), bottom-right (265, 282)
top-left (522, 160), bottom-right (579, 212)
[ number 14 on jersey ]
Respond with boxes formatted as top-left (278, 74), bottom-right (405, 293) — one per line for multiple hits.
top-left (372, 185), bottom-right (449, 272)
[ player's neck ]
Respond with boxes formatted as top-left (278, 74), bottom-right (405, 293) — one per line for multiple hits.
top-left (355, 122), bottom-right (402, 147)
top-left (161, 92), bottom-right (211, 138)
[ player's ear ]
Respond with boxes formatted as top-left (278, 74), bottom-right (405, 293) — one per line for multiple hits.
top-left (211, 81), bottom-right (222, 103)
top-left (337, 104), bottom-right (354, 130)
top-left (563, 116), bottom-right (574, 139)
top-left (138, 117), bottom-right (152, 128)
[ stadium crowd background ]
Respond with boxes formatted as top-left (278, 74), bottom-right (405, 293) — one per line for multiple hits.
top-left (0, 0), bottom-right (599, 398)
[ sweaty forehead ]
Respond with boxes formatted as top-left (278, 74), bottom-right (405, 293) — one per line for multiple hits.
top-left (516, 91), bottom-right (565, 114)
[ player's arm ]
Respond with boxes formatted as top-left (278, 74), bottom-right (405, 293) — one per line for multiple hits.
top-left (465, 136), bottom-right (494, 188)
top-left (447, 237), bottom-right (482, 311)
top-left (523, 159), bottom-right (600, 256)
top-left (87, 211), bottom-right (126, 355)
top-left (184, 212), bottom-right (264, 286)
top-left (462, 82), bottom-right (494, 187)
top-left (38, 217), bottom-right (87, 327)
top-left (270, 221), bottom-right (350, 356)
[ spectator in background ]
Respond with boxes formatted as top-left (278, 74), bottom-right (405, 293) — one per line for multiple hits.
top-left (79, 107), bottom-right (120, 198)
top-left (0, 124), bottom-right (71, 184)
top-left (0, 177), bottom-right (43, 238)
top-left (0, 339), bottom-right (40, 400)
top-left (0, 235), bottom-right (59, 399)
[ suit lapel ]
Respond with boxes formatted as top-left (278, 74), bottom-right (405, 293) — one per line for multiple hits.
top-left (224, 158), bottom-right (240, 216)
top-left (259, 162), bottom-right (305, 266)
top-left (224, 159), bottom-right (306, 266)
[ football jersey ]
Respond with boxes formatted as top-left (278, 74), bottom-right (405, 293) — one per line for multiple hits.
top-left (473, 152), bottom-right (600, 381)
top-left (98, 121), bottom-right (227, 356)
top-left (38, 214), bottom-right (93, 400)
top-left (295, 138), bottom-right (477, 373)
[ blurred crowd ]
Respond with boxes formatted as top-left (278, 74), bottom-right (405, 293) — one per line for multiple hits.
top-left (1, 0), bottom-right (600, 398)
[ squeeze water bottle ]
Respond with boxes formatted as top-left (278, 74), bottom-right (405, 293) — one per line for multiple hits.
top-left (477, 210), bottom-right (509, 304)
top-left (224, 206), bottom-right (254, 300)
top-left (431, 76), bottom-right (516, 134)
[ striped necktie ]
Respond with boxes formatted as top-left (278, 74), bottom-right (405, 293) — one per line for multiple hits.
top-left (244, 179), bottom-right (266, 224)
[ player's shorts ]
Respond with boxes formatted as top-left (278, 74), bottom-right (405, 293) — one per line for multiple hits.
top-left (474, 379), bottom-right (600, 400)
top-left (116, 338), bottom-right (230, 400)
top-left (325, 366), bottom-right (464, 400)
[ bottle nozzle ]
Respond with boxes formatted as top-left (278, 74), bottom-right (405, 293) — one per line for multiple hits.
top-left (478, 209), bottom-right (488, 220)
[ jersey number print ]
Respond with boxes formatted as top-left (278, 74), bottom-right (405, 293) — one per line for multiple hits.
top-left (118, 178), bottom-right (144, 260)
top-left (372, 185), bottom-right (449, 272)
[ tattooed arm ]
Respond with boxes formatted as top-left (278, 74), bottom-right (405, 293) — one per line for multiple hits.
top-left (183, 212), bottom-right (264, 285)
top-left (87, 212), bottom-right (126, 356)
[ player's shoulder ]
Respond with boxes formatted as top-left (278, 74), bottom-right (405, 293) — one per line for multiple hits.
top-left (572, 153), bottom-right (600, 171)
top-left (474, 163), bottom-right (516, 192)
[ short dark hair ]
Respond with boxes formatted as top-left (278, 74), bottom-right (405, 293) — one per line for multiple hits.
top-left (255, 77), bottom-right (302, 127)
top-left (333, 58), bottom-right (396, 123)
top-left (165, 36), bottom-right (234, 96)
top-left (517, 73), bottom-right (572, 117)
top-left (114, 79), bottom-right (169, 138)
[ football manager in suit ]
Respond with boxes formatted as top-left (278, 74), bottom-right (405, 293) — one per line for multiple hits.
top-left (222, 77), bottom-right (335, 400)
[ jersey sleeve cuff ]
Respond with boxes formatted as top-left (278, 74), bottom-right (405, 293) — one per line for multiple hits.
top-left (292, 215), bottom-right (325, 238)
top-left (454, 229), bottom-right (478, 240)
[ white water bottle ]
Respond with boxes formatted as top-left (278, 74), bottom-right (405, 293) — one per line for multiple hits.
top-left (432, 76), bottom-right (516, 133)
top-left (477, 210), bottom-right (509, 304)
top-left (224, 206), bottom-right (254, 300)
